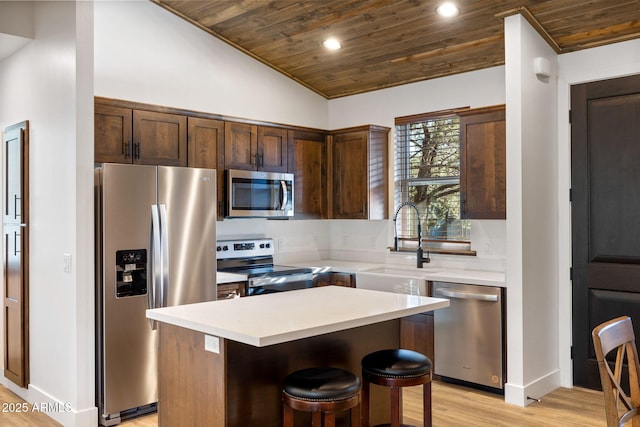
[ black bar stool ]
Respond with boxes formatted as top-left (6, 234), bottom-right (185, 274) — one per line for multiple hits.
top-left (282, 366), bottom-right (361, 427)
top-left (361, 349), bottom-right (432, 427)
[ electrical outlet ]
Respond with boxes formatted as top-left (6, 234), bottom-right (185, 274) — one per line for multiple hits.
top-left (483, 242), bottom-right (493, 255)
top-left (204, 335), bottom-right (220, 353)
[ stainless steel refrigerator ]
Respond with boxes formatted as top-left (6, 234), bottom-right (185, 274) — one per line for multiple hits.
top-left (95, 163), bottom-right (217, 426)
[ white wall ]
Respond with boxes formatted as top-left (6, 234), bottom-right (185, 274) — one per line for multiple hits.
top-left (556, 39), bottom-right (640, 387)
top-left (94, 0), bottom-right (328, 129)
top-left (0, 1), bottom-right (95, 426)
top-left (504, 14), bottom-right (560, 406)
top-left (327, 66), bottom-right (508, 271)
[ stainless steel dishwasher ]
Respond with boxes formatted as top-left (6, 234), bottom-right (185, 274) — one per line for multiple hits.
top-left (433, 281), bottom-right (505, 391)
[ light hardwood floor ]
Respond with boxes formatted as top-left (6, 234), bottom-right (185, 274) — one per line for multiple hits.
top-left (0, 381), bottom-right (607, 426)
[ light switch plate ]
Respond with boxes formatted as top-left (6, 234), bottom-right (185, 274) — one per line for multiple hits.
top-left (204, 335), bottom-right (220, 353)
top-left (63, 253), bottom-right (72, 273)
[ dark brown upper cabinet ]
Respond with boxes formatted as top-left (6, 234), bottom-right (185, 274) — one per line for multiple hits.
top-left (132, 110), bottom-right (187, 166)
top-left (459, 105), bottom-right (506, 219)
top-left (224, 122), bottom-right (287, 172)
top-left (329, 125), bottom-right (389, 220)
top-left (95, 103), bottom-right (187, 166)
top-left (187, 117), bottom-right (225, 218)
top-left (95, 104), bottom-right (132, 163)
top-left (287, 129), bottom-right (327, 219)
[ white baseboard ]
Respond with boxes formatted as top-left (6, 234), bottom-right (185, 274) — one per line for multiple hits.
top-left (1, 376), bottom-right (97, 427)
top-left (504, 368), bottom-right (561, 407)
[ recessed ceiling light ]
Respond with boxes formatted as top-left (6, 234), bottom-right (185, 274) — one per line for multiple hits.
top-left (436, 2), bottom-right (460, 18)
top-left (322, 38), bottom-right (342, 51)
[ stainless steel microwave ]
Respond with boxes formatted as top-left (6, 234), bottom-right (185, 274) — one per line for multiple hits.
top-left (225, 169), bottom-right (294, 218)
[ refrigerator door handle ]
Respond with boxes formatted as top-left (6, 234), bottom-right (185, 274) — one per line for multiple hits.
top-left (149, 204), bottom-right (161, 329)
top-left (158, 203), bottom-right (170, 308)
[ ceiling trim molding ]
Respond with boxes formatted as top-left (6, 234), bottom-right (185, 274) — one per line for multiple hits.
top-left (496, 7), bottom-right (562, 54)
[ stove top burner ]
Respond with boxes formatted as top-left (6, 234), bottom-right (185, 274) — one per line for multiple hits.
top-left (216, 238), bottom-right (312, 278)
top-left (224, 264), bottom-right (313, 278)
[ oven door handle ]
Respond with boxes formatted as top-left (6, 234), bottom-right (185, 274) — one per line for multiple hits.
top-left (249, 272), bottom-right (312, 288)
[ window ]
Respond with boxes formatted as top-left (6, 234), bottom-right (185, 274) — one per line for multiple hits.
top-left (394, 110), bottom-right (470, 245)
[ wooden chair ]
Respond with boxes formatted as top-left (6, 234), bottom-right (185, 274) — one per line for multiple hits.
top-left (592, 316), bottom-right (640, 427)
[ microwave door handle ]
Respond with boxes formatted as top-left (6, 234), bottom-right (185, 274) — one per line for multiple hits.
top-left (149, 205), bottom-right (161, 330)
top-left (280, 180), bottom-right (288, 211)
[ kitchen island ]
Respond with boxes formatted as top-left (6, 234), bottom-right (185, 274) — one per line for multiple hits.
top-left (146, 286), bottom-right (449, 427)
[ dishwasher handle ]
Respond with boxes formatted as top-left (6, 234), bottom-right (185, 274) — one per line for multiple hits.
top-left (434, 288), bottom-right (499, 302)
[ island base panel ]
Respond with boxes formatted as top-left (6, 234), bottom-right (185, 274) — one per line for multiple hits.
top-left (158, 323), bottom-right (226, 426)
top-left (158, 320), bottom-right (400, 427)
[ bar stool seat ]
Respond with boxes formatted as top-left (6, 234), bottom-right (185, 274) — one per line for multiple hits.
top-left (361, 349), bottom-right (432, 427)
top-left (282, 367), bottom-right (361, 427)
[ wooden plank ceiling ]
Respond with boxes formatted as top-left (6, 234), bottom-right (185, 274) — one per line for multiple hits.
top-left (152, 0), bottom-right (640, 99)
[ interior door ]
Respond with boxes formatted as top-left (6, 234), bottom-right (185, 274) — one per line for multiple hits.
top-left (571, 73), bottom-right (640, 389)
top-left (3, 121), bottom-right (29, 387)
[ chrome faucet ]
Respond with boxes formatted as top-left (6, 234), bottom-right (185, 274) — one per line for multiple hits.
top-left (393, 202), bottom-right (431, 268)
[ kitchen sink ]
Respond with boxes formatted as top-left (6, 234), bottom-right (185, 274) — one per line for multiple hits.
top-left (363, 266), bottom-right (440, 277)
top-left (356, 266), bottom-right (436, 296)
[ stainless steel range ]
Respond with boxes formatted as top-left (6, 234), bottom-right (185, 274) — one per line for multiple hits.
top-left (216, 238), bottom-right (313, 296)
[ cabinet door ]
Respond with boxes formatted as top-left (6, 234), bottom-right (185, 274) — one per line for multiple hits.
top-left (313, 272), bottom-right (333, 287)
top-left (288, 129), bottom-right (326, 219)
top-left (459, 106), bottom-right (506, 219)
top-left (224, 122), bottom-right (257, 170)
top-left (188, 117), bottom-right (225, 218)
top-left (133, 110), bottom-right (187, 166)
top-left (258, 127), bottom-right (288, 172)
top-left (95, 104), bottom-right (132, 163)
top-left (400, 313), bottom-right (435, 372)
top-left (217, 282), bottom-right (246, 299)
top-left (331, 272), bottom-right (355, 288)
top-left (331, 131), bottom-right (368, 219)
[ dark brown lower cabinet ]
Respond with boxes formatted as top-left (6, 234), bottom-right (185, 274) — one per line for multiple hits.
top-left (313, 272), bottom-right (355, 288)
top-left (400, 313), bottom-right (435, 373)
top-left (217, 282), bottom-right (246, 300)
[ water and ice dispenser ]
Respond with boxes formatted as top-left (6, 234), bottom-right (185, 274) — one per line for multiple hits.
top-left (115, 249), bottom-right (147, 297)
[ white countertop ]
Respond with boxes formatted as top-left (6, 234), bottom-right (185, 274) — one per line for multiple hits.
top-left (420, 269), bottom-right (505, 287)
top-left (217, 271), bottom-right (248, 284)
top-left (286, 260), bottom-right (382, 274)
top-left (146, 286), bottom-right (449, 347)
top-left (287, 259), bottom-right (506, 287)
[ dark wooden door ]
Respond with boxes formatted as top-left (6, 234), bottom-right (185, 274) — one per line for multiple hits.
top-left (133, 110), bottom-right (187, 166)
top-left (3, 121), bottom-right (29, 388)
top-left (571, 73), bottom-right (640, 389)
top-left (287, 129), bottom-right (326, 219)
